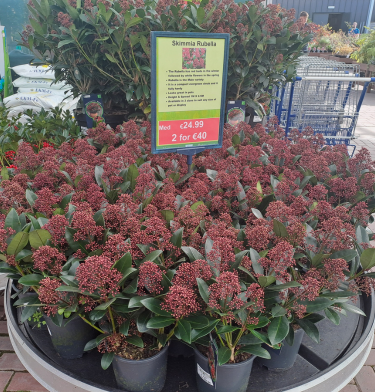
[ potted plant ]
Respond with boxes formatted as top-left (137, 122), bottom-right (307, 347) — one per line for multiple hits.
top-left (1, 116), bottom-right (375, 391)
top-left (22, 0), bottom-right (312, 122)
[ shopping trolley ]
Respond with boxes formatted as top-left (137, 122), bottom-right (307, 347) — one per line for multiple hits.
top-left (270, 57), bottom-right (375, 155)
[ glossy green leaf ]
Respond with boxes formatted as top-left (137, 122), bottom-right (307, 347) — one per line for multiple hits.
top-left (181, 247), bottom-right (203, 261)
top-left (94, 298), bottom-right (116, 310)
top-left (140, 298), bottom-right (171, 317)
top-left (21, 306), bottom-right (37, 323)
top-left (126, 335), bottom-right (144, 348)
top-left (324, 308), bottom-right (340, 325)
top-left (127, 164), bottom-right (139, 191)
top-left (5, 208), bottom-right (21, 232)
top-left (273, 219), bottom-right (288, 238)
top-left (259, 276), bottom-right (276, 287)
top-left (113, 253), bottom-right (132, 274)
top-left (26, 189), bottom-right (38, 207)
top-left (7, 232), bottom-right (29, 255)
top-left (119, 319), bottom-right (131, 336)
top-left (300, 298), bottom-right (333, 313)
top-left (238, 344), bottom-right (271, 359)
top-left (360, 248), bottom-right (375, 270)
top-left (268, 316), bottom-right (289, 346)
top-left (146, 316), bottom-right (175, 329)
top-left (297, 319), bottom-right (320, 343)
top-left (218, 346), bottom-right (231, 365)
top-left (15, 249), bottom-right (33, 262)
top-left (330, 249), bottom-right (358, 263)
top-left (18, 274), bottom-right (43, 286)
top-left (29, 229), bottom-right (51, 249)
top-left (171, 227), bottom-right (183, 248)
top-left (267, 282), bottom-right (302, 291)
top-left (101, 352), bottom-right (114, 370)
top-left (176, 319), bottom-right (191, 343)
top-left (196, 278), bottom-right (210, 303)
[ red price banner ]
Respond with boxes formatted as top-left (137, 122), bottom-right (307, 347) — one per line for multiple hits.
top-left (158, 117), bottom-right (220, 146)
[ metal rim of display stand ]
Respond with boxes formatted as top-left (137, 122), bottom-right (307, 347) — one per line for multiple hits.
top-left (5, 280), bottom-right (375, 392)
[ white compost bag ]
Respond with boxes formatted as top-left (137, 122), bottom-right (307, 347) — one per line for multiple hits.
top-left (7, 105), bottom-right (42, 118)
top-left (4, 92), bottom-right (63, 109)
top-left (60, 96), bottom-right (80, 114)
top-left (11, 64), bottom-right (55, 79)
top-left (18, 87), bottom-right (71, 97)
top-left (13, 77), bottom-right (70, 90)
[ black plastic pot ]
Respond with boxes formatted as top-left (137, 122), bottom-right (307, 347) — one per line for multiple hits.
top-left (257, 328), bottom-right (305, 370)
top-left (43, 314), bottom-right (98, 360)
top-left (17, 291), bottom-right (47, 330)
top-left (112, 344), bottom-right (169, 392)
top-left (168, 340), bottom-right (194, 358)
top-left (194, 348), bottom-right (256, 392)
top-left (76, 113), bottom-right (128, 129)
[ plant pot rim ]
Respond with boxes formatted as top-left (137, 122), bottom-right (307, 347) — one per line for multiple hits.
top-left (5, 281), bottom-right (375, 392)
top-left (194, 347), bottom-right (256, 368)
top-left (114, 343), bottom-right (168, 364)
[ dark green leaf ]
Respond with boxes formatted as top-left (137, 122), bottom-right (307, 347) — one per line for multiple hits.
top-left (297, 319), bottom-right (320, 343)
top-left (101, 352), bottom-right (114, 370)
top-left (21, 306), bottom-right (37, 323)
top-left (176, 319), bottom-right (191, 343)
top-left (140, 298), bottom-right (171, 317)
top-left (299, 298), bottom-right (333, 313)
top-left (268, 316), bottom-right (289, 345)
top-left (113, 253), bottom-right (132, 274)
top-left (181, 247), bottom-right (203, 261)
top-left (127, 164), bottom-right (139, 191)
top-left (26, 189), bottom-right (38, 207)
top-left (360, 248), bottom-right (375, 270)
top-left (218, 346), bottom-right (231, 365)
top-left (5, 209), bottom-right (21, 232)
top-left (324, 308), bottom-right (340, 325)
top-left (330, 249), bottom-right (358, 262)
top-left (273, 219), bottom-right (288, 238)
top-left (126, 335), bottom-right (144, 348)
top-left (146, 316), bottom-right (175, 329)
top-left (7, 232), bottom-right (29, 255)
top-left (171, 228), bottom-right (183, 248)
top-left (238, 344), bottom-right (271, 359)
top-left (196, 278), bottom-right (209, 303)
top-left (18, 274), bottom-right (43, 286)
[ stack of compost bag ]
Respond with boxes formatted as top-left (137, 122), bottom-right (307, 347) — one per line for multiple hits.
top-left (4, 64), bottom-right (78, 121)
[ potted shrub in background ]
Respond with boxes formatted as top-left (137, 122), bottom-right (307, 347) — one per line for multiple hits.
top-left (22, 0), bottom-right (312, 121)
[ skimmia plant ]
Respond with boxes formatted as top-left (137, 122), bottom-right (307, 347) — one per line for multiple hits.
top-left (1, 117), bottom-right (375, 368)
top-left (22, 0), bottom-right (312, 115)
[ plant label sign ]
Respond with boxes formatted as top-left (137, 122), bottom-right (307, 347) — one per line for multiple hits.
top-left (151, 32), bottom-right (229, 154)
top-left (82, 94), bottom-right (105, 128)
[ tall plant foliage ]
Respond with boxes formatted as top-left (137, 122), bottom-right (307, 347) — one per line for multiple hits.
top-left (22, 0), bottom-right (312, 114)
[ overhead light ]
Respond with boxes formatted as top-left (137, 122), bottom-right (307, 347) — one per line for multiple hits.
top-left (328, 5), bottom-right (335, 9)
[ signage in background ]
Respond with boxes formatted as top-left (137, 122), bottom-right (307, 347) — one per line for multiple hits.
top-left (227, 100), bottom-right (246, 126)
top-left (151, 31), bottom-right (229, 167)
top-left (82, 94), bottom-right (105, 128)
top-left (0, 26), bottom-right (13, 98)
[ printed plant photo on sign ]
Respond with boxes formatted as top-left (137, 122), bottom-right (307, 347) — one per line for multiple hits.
top-left (86, 102), bottom-right (103, 120)
top-left (227, 100), bottom-right (246, 126)
top-left (182, 48), bottom-right (206, 69)
top-left (228, 108), bottom-right (245, 126)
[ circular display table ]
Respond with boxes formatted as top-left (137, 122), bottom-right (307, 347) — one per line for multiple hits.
top-left (5, 281), bottom-right (375, 392)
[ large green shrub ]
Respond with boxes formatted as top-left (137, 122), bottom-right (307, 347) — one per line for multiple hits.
top-left (22, 0), bottom-right (312, 115)
top-left (351, 28), bottom-right (375, 65)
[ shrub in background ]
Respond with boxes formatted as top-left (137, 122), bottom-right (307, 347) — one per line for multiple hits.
top-left (22, 0), bottom-right (312, 116)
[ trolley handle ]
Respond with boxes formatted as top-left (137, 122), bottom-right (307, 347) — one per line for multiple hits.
top-left (297, 76), bottom-right (375, 82)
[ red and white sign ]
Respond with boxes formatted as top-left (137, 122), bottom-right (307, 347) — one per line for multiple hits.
top-left (158, 117), bottom-right (220, 145)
